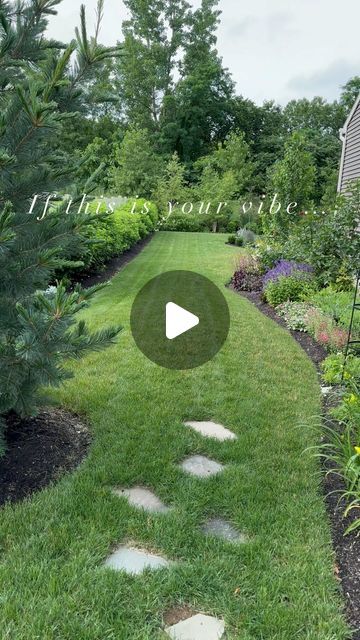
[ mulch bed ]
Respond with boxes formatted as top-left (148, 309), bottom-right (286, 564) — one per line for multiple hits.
top-left (75, 233), bottom-right (154, 289)
top-left (236, 288), bottom-right (360, 638)
top-left (0, 408), bottom-right (91, 507)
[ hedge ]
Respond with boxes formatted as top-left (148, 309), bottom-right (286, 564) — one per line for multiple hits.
top-left (76, 199), bottom-right (158, 272)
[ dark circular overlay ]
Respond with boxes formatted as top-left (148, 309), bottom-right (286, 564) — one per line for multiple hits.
top-left (130, 270), bottom-right (230, 370)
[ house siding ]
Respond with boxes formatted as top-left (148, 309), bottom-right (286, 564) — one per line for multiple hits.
top-left (339, 98), bottom-right (360, 193)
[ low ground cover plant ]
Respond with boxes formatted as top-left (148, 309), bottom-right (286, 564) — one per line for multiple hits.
top-left (276, 301), bottom-right (316, 332)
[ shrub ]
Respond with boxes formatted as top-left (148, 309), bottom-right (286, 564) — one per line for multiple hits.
top-left (231, 255), bottom-right (263, 292)
top-left (314, 375), bottom-right (360, 535)
top-left (227, 234), bottom-right (236, 245)
top-left (161, 212), bottom-right (204, 232)
top-left (67, 199), bottom-right (158, 274)
top-left (276, 301), bottom-right (316, 332)
top-left (264, 275), bottom-right (317, 307)
top-left (235, 236), bottom-right (244, 247)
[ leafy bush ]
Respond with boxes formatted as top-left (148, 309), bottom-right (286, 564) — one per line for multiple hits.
top-left (235, 236), bottom-right (244, 247)
top-left (276, 301), bottom-right (316, 332)
top-left (161, 212), bottom-right (204, 232)
top-left (231, 255), bottom-right (263, 292)
top-left (283, 184), bottom-right (360, 286)
top-left (322, 353), bottom-right (360, 385)
top-left (227, 234), bottom-right (236, 245)
top-left (264, 275), bottom-right (317, 307)
top-left (71, 199), bottom-right (158, 273)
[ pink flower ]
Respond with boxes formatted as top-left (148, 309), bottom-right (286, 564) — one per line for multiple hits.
top-left (318, 332), bottom-right (330, 344)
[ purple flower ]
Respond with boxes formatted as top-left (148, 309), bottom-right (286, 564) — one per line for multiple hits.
top-left (263, 260), bottom-right (313, 290)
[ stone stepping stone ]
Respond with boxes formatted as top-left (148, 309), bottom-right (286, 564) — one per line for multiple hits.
top-left (321, 386), bottom-right (332, 395)
top-left (201, 518), bottom-right (246, 543)
top-left (184, 420), bottom-right (236, 441)
top-left (165, 613), bottom-right (225, 640)
top-left (113, 486), bottom-right (169, 513)
top-left (104, 545), bottom-right (170, 575)
top-left (180, 455), bottom-right (224, 478)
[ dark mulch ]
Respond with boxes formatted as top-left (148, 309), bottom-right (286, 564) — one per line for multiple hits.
top-left (0, 408), bottom-right (91, 507)
top-left (239, 289), bottom-right (328, 365)
top-left (235, 287), bottom-right (360, 638)
top-left (75, 234), bottom-right (154, 289)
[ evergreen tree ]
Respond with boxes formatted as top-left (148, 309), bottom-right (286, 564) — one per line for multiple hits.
top-left (0, 0), bottom-right (121, 427)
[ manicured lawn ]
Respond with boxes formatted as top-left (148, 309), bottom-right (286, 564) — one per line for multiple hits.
top-left (0, 232), bottom-right (349, 639)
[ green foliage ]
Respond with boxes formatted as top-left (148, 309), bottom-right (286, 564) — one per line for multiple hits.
top-left (153, 153), bottom-right (188, 215)
top-left (264, 275), bottom-right (317, 307)
top-left (340, 76), bottom-right (360, 112)
top-left (276, 301), bottom-right (315, 332)
top-left (117, 0), bottom-right (191, 131)
top-left (309, 286), bottom-right (360, 335)
top-left (77, 199), bottom-right (159, 271)
top-left (314, 354), bottom-right (360, 535)
top-left (254, 241), bottom-right (285, 273)
top-left (110, 128), bottom-right (163, 197)
top-left (196, 131), bottom-right (254, 195)
top-left (166, 0), bottom-right (235, 162)
top-left (227, 234), bottom-right (236, 245)
top-left (161, 212), bottom-right (204, 232)
top-left (0, 1), bottom-right (122, 422)
top-left (303, 307), bottom-right (348, 352)
top-left (285, 184), bottom-right (360, 285)
top-left (266, 132), bottom-right (317, 237)
top-left (322, 353), bottom-right (360, 386)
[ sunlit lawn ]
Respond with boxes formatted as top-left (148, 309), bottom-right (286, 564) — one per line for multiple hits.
top-left (0, 232), bottom-right (349, 639)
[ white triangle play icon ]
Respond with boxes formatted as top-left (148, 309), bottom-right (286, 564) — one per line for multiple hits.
top-left (166, 302), bottom-right (199, 340)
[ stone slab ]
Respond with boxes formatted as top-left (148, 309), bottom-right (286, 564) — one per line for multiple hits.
top-left (184, 421), bottom-right (236, 441)
top-left (113, 486), bottom-right (169, 513)
top-left (104, 545), bottom-right (170, 574)
top-left (201, 518), bottom-right (246, 543)
top-left (321, 386), bottom-right (332, 395)
top-left (180, 455), bottom-right (224, 478)
top-left (165, 613), bottom-right (225, 640)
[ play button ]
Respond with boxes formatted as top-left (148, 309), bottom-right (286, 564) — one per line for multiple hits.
top-left (130, 270), bottom-right (230, 370)
top-left (166, 302), bottom-right (199, 340)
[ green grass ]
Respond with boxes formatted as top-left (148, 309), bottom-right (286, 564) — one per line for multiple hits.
top-left (0, 232), bottom-right (350, 639)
